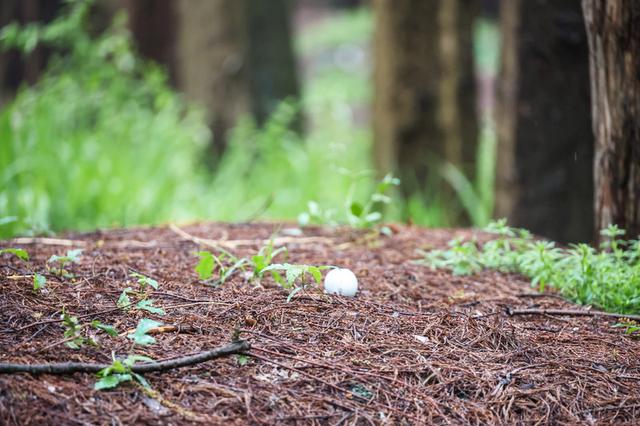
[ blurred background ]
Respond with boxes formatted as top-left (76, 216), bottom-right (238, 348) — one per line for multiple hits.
top-left (0, 0), bottom-right (593, 243)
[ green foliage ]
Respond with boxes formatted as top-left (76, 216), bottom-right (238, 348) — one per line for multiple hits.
top-left (95, 353), bottom-right (152, 390)
top-left (0, 0), bottom-right (211, 238)
top-left (0, 248), bottom-right (29, 261)
top-left (33, 273), bottom-right (47, 291)
top-left (47, 249), bottom-right (82, 278)
top-left (129, 272), bottom-right (158, 290)
top-left (195, 250), bottom-right (247, 286)
top-left (60, 310), bottom-right (118, 349)
top-left (250, 240), bottom-right (287, 282)
top-left (127, 318), bottom-right (162, 346)
top-left (262, 263), bottom-right (332, 302)
top-left (421, 220), bottom-right (640, 314)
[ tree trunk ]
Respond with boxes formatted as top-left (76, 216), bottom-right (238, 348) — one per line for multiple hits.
top-left (373, 0), bottom-right (477, 202)
top-left (0, 0), bottom-right (62, 106)
top-left (495, 0), bottom-right (593, 243)
top-left (582, 0), bottom-right (640, 241)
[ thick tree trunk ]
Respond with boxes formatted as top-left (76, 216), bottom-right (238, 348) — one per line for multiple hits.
top-left (495, 0), bottom-right (593, 243)
top-left (165, 0), bottom-right (300, 163)
top-left (0, 0), bottom-right (62, 106)
top-left (582, 0), bottom-right (640, 241)
top-left (373, 0), bottom-right (477, 200)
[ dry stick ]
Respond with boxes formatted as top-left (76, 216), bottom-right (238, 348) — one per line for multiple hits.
top-left (0, 340), bottom-right (250, 375)
top-left (168, 223), bottom-right (333, 249)
top-left (507, 308), bottom-right (640, 322)
top-left (9, 237), bottom-right (87, 246)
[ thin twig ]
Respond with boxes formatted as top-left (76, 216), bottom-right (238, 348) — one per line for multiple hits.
top-left (0, 340), bottom-right (250, 375)
top-left (9, 237), bottom-right (87, 247)
top-left (507, 308), bottom-right (640, 322)
top-left (168, 223), bottom-right (333, 249)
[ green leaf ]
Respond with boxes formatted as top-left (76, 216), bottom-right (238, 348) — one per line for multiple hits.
top-left (132, 373), bottom-right (150, 388)
top-left (195, 251), bottom-right (215, 280)
top-left (123, 354), bottom-right (154, 367)
top-left (286, 286), bottom-right (304, 303)
top-left (91, 320), bottom-right (118, 337)
top-left (237, 354), bottom-right (249, 367)
top-left (95, 374), bottom-right (124, 390)
top-left (129, 272), bottom-right (159, 290)
top-left (136, 299), bottom-right (165, 315)
top-left (33, 273), bottom-right (47, 291)
top-left (127, 318), bottom-right (162, 346)
top-left (307, 266), bottom-right (322, 284)
top-left (364, 212), bottom-right (382, 224)
top-left (350, 202), bottom-right (364, 218)
top-left (285, 266), bottom-right (303, 287)
top-left (117, 288), bottom-right (132, 309)
top-left (0, 248), bottom-right (29, 261)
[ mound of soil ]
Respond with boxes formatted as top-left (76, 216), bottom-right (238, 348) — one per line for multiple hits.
top-left (1, 223), bottom-right (639, 425)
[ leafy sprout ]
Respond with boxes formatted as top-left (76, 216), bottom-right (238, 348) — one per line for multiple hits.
top-left (95, 353), bottom-right (153, 390)
top-left (195, 250), bottom-right (247, 286)
top-left (0, 248), bottom-right (29, 261)
top-left (420, 220), bottom-right (640, 315)
top-left (262, 263), bottom-right (333, 302)
top-left (127, 318), bottom-right (162, 346)
top-left (129, 272), bottom-right (159, 290)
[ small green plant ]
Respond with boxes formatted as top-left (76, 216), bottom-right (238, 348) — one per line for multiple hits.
top-left (127, 318), bottom-right (162, 346)
top-left (1, 247), bottom-right (48, 292)
top-left (195, 250), bottom-right (247, 286)
top-left (346, 173), bottom-right (400, 228)
top-left (129, 272), bottom-right (159, 290)
top-left (420, 220), bottom-right (640, 314)
top-left (95, 353), bottom-right (153, 390)
top-left (250, 240), bottom-right (288, 282)
top-left (61, 311), bottom-right (117, 349)
top-left (262, 263), bottom-right (332, 302)
top-left (613, 320), bottom-right (640, 337)
top-left (47, 249), bottom-right (82, 278)
top-left (0, 248), bottom-right (29, 261)
top-left (118, 272), bottom-right (164, 315)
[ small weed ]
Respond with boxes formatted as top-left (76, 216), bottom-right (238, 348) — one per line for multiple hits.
top-left (250, 240), bottom-right (288, 282)
top-left (262, 263), bottom-right (332, 302)
top-left (1, 247), bottom-right (47, 292)
top-left (127, 318), bottom-right (162, 346)
top-left (47, 249), bottom-right (82, 278)
top-left (129, 272), bottom-right (159, 290)
top-left (613, 320), bottom-right (640, 337)
top-left (420, 220), bottom-right (640, 314)
top-left (61, 311), bottom-right (117, 349)
top-left (0, 248), bottom-right (29, 261)
top-left (195, 250), bottom-right (247, 286)
top-left (95, 353), bottom-right (153, 390)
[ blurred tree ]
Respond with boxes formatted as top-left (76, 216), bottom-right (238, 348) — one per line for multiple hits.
top-left (373, 0), bottom-right (478, 202)
top-left (122, 0), bottom-right (300, 164)
top-left (0, 0), bottom-right (62, 106)
top-left (495, 0), bottom-right (593, 243)
top-left (583, 0), bottom-right (640, 241)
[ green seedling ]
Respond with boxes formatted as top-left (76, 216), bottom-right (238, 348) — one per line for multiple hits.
top-left (47, 249), bottom-right (82, 278)
top-left (297, 201), bottom-right (337, 226)
top-left (129, 272), bottom-right (159, 290)
top-left (262, 263), bottom-right (332, 302)
top-left (250, 240), bottom-right (288, 282)
top-left (195, 250), bottom-right (247, 286)
top-left (347, 173), bottom-right (400, 228)
top-left (613, 320), bottom-right (640, 337)
top-left (0, 248), bottom-right (29, 261)
top-left (95, 353), bottom-right (153, 390)
top-left (61, 311), bottom-right (117, 349)
top-left (420, 220), bottom-right (640, 315)
top-left (1, 247), bottom-right (47, 292)
top-left (127, 318), bottom-right (162, 346)
top-left (118, 272), bottom-right (164, 315)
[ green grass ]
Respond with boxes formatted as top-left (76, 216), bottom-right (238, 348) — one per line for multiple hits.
top-left (0, 2), bottom-right (500, 238)
top-left (421, 220), bottom-right (640, 315)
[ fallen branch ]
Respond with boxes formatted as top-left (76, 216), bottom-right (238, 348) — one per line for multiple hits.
top-left (507, 308), bottom-right (640, 322)
top-left (0, 340), bottom-right (249, 375)
top-left (169, 223), bottom-right (333, 250)
top-left (10, 237), bottom-right (87, 247)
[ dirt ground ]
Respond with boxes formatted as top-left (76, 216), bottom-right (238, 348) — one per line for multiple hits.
top-left (1, 222), bottom-right (639, 425)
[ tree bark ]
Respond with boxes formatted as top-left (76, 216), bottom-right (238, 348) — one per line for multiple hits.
top-left (373, 0), bottom-right (477, 201)
top-left (495, 0), bottom-right (593, 243)
top-left (582, 0), bottom-right (640, 241)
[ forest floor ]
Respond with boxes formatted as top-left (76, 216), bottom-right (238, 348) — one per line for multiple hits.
top-left (1, 223), bottom-right (640, 425)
